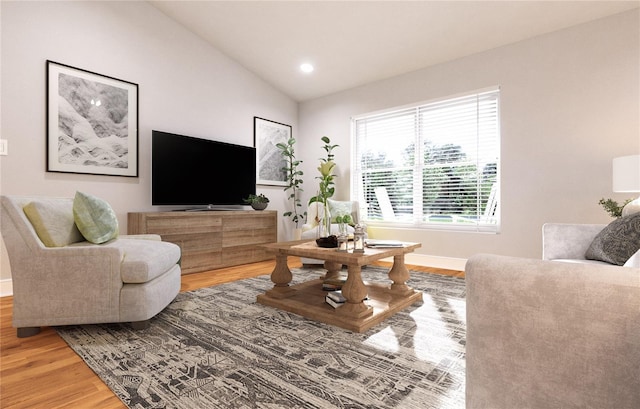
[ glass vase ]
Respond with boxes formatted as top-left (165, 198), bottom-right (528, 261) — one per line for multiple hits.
top-left (317, 201), bottom-right (332, 238)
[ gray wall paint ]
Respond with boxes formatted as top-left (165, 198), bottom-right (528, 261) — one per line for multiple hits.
top-left (0, 1), bottom-right (298, 280)
top-left (298, 9), bottom-right (639, 261)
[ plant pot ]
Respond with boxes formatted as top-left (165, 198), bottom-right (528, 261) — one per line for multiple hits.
top-left (251, 202), bottom-right (268, 211)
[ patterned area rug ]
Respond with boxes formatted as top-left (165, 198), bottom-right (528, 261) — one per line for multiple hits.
top-left (56, 267), bottom-right (466, 409)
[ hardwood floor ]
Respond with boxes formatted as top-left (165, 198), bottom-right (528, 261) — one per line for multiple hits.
top-left (0, 258), bottom-right (463, 408)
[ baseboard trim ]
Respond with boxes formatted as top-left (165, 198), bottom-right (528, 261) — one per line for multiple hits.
top-left (381, 254), bottom-right (467, 272)
top-left (1, 278), bottom-right (13, 297)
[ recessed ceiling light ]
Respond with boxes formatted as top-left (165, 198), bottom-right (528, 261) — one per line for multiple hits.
top-left (300, 63), bottom-right (314, 73)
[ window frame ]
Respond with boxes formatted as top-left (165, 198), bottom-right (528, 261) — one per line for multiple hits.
top-left (351, 87), bottom-right (501, 233)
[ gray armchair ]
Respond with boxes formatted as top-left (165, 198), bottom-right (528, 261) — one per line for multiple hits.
top-left (1, 195), bottom-right (181, 337)
top-left (465, 223), bottom-right (640, 408)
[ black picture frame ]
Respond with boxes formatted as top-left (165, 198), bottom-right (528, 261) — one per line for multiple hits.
top-left (46, 60), bottom-right (139, 177)
top-left (254, 116), bottom-right (291, 186)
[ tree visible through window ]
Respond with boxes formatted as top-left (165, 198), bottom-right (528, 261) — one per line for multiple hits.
top-left (352, 88), bottom-right (500, 232)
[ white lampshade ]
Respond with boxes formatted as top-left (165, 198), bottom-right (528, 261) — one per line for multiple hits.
top-left (612, 155), bottom-right (640, 193)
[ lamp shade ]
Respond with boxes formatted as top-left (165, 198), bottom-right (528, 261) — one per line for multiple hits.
top-left (613, 155), bottom-right (640, 193)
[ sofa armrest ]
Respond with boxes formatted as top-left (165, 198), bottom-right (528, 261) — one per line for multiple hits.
top-left (10, 244), bottom-right (125, 327)
top-left (465, 254), bottom-right (640, 409)
top-left (542, 223), bottom-right (606, 260)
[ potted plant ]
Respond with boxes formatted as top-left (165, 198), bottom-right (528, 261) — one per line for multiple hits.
top-left (276, 137), bottom-right (305, 238)
top-left (244, 194), bottom-right (270, 210)
top-left (310, 136), bottom-right (339, 237)
top-left (599, 198), bottom-right (632, 218)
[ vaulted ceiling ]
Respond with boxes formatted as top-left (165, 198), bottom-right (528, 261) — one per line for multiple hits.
top-left (149, 1), bottom-right (639, 102)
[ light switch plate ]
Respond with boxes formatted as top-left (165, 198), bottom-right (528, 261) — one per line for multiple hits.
top-left (0, 140), bottom-right (7, 156)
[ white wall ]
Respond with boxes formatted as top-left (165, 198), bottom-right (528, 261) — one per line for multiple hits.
top-left (0, 1), bottom-right (298, 281)
top-left (298, 9), bottom-right (640, 261)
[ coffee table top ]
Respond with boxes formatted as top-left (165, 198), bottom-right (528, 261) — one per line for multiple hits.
top-left (260, 239), bottom-right (421, 266)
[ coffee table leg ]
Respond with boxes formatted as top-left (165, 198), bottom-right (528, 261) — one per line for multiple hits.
top-left (322, 260), bottom-right (343, 281)
top-left (388, 254), bottom-right (415, 296)
top-left (338, 265), bottom-right (373, 318)
top-left (265, 254), bottom-right (296, 299)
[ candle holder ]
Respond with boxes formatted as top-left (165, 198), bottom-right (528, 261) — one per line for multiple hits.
top-left (352, 224), bottom-right (365, 253)
top-left (337, 234), bottom-right (349, 252)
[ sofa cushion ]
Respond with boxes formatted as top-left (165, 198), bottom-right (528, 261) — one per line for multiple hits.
top-left (73, 191), bottom-right (119, 244)
top-left (623, 249), bottom-right (640, 268)
top-left (585, 212), bottom-right (640, 265)
top-left (104, 238), bottom-right (181, 283)
top-left (23, 198), bottom-right (84, 247)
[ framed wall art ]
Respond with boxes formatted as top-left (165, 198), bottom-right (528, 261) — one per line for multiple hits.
top-left (254, 116), bottom-right (291, 186)
top-left (46, 60), bottom-right (139, 177)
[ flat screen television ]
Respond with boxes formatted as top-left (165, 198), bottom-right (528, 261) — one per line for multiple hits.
top-left (152, 130), bottom-right (256, 208)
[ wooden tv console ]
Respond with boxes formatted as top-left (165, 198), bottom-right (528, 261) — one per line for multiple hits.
top-left (127, 210), bottom-right (277, 274)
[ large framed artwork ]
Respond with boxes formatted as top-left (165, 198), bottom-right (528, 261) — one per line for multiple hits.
top-left (46, 60), bottom-right (139, 177)
top-left (254, 117), bottom-right (291, 186)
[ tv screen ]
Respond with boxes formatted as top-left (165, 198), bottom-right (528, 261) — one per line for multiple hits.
top-left (152, 130), bottom-right (256, 207)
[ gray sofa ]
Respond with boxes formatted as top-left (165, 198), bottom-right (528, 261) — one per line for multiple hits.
top-left (465, 223), bottom-right (640, 409)
top-left (1, 195), bottom-right (182, 337)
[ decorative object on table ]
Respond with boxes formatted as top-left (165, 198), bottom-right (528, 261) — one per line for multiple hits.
top-left (254, 117), bottom-right (291, 186)
top-left (353, 224), bottom-right (365, 253)
top-left (337, 234), bottom-right (349, 252)
top-left (309, 136), bottom-right (339, 237)
top-left (276, 136), bottom-right (305, 236)
top-left (335, 213), bottom-right (352, 236)
top-left (612, 154), bottom-right (640, 217)
top-left (46, 60), bottom-right (139, 177)
top-left (335, 214), bottom-right (351, 252)
top-left (316, 235), bottom-right (338, 248)
top-left (243, 193), bottom-right (270, 210)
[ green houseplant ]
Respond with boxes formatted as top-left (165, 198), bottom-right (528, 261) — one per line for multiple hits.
top-left (276, 137), bottom-right (305, 233)
top-left (244, 194), bottom-right (270, 210)
top-left (310, 136), bottom-right (339, 237)
top-left (598, 198), bottom-right (632, 218)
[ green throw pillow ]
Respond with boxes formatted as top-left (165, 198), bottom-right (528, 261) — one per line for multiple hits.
top-left (23, 198), bottom-right (84, 247)
top-left (328, 199), bottom-right (355, 223)
top-left (585, 212), bottom-right (640, 265)
top-left (73, 191), bottom-right (119, 244)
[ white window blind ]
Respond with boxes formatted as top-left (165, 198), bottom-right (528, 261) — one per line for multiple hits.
top-left (352, 88), bottom-right (500, 232)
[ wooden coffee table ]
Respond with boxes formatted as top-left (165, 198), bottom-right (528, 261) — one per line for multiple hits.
top-left (257, 240), bottom-right (422, 332)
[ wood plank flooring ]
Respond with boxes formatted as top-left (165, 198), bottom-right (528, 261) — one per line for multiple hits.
top-left (0, 258), bottom-right (463, 409)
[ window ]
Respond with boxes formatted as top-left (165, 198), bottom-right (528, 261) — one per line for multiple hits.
top-left (352, 88), bottom-right (500, 232)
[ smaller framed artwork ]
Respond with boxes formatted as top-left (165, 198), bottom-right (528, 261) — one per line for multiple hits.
top-left (254, 117), bottom-right (291, 186)
top-left (46, 60), bottom-right (139, 177)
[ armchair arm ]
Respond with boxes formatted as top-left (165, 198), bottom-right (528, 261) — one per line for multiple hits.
top-left (465, 254), bottom-right (640, 409)
top-left (542, 223), bottom-right (606, 260)
top-left (11, 244), bottom-right (125, 327)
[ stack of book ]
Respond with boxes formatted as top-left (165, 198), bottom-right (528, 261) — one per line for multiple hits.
top-left (322, 277), bottom-right (346, 291)
top-left (325, 290), bottom-right (346, 308)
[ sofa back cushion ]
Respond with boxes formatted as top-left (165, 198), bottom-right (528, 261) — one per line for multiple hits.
top-left (23, 198), bottom-right (84, 247)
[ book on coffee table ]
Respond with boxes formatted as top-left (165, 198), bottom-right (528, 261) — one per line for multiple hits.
top-left (323, 277), bottom-right (346, 291)
top-left (365, 239), bottom-right (404, 248)
top-left (325, 291), bottom-right (346, 309)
